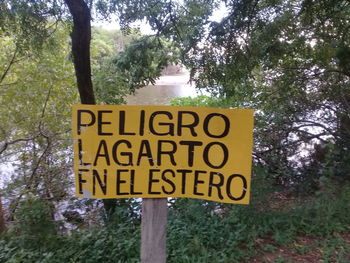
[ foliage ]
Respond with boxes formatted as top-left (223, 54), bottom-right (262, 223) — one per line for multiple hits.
top-left (115, 0), bottom-right (350, 188)
top-left (0, 223), bottom-right (140, 263)
top-left (0, 0), bottom-right (64, 52)
top-left (93, 56), bottom-right (131, 105)
top-left (166, 180), bottom-right (350, 262)
top-left (1, 175), bottom-right (349, 262)
top-left (115, 36), bottom-right (179, 92)
top-left (92, 29), bottom-right (179, 104)
top-left (0, 24), bottom-right (158, 226)
top-left (0, 24), bottom-right (78, 222)
top-left (91, 27), bottom-right (139, 105)
top-left (170, 95), bottom-right (230, 108)
top-left (12, 197), bottom-right (57, 249)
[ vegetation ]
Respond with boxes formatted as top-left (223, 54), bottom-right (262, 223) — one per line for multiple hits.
top-left (0, 173), bottom-right (349, 262)
top-left (0, 0), bottom-right (350, 262)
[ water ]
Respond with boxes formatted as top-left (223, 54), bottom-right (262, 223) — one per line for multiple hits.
top-left (126, 73), bottom-right (197, 106)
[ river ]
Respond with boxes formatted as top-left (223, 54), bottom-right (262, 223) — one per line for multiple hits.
top-left (126, 73), bottom-right (197, 105)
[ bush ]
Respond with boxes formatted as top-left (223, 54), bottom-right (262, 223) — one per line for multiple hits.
top-left (12, 197), bottom-right (57, 249)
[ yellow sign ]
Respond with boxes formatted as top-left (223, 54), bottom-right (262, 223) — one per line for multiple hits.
top-left (72, 105), bottom-right (254, 204)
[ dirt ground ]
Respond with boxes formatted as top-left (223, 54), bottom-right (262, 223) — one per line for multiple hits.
top-left (249, 232), bottom-right (350, 263)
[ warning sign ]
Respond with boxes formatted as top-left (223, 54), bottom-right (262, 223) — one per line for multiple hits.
top-left (72, 105), bottom-right (254, 204)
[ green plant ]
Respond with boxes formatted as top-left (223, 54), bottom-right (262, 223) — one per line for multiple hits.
top-left (12, 197), bottom-right (58, 249)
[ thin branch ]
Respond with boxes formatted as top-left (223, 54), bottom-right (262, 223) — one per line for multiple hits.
top-left (294, 119), bottom-right (336, 136)
top-left (0, 136), bottom-right (39, 156)
top-left (27, 135), bottom-right (51, 190)
top-left (0, 81), bottom-right (18, 87)
top-left (38, 85), bottom-right (53, 134)
top-left (8, 134), bottom-right (51, 219)
top-left (255, 132), bottom-right (330, 156)
top-left (0, 45), bottom-right (18, 84)
top-left (1, 84), bottom-right (53, 156)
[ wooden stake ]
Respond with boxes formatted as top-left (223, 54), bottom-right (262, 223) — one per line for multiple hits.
top-left (141, 198), bottom-right (167, 263)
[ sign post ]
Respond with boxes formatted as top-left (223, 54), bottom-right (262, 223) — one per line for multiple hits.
top-left (72, 105), bottom-right (254, 262)
top-left (141, 198), bottom-right (167, 263)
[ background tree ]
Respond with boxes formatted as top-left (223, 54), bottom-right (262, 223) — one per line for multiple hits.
top-left (0, 24), bottom-right (77, 221)
top-left (0, 0), bottom-right (173, 217)
top-left (119, 0), bottom-right (350, 188)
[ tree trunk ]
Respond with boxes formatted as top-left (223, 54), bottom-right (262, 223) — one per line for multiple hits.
top-left (0, 193), bottom-right (6, 233)
top-left (64, 0), bottom-right (95, 104)
top-left (65, 0), bottom-right (117, 216)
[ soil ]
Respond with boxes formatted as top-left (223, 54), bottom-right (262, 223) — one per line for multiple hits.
top-left (249, 231), bottom-right (350, 262)
top-left (248, 190), bottom-right (350, 263)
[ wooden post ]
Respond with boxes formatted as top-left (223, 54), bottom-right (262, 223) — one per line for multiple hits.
top-left (141, 198), bottom-right (167, 263)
